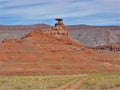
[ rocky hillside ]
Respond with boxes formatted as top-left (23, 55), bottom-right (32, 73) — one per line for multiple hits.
top-left (0, 29), bottom-right (120, 75)
top-left (0, 24), bottom-right (120, 46)
top-left (68, 25), bottom-right (120, 46)
top-left (0, 24), bottom-right (50, 43)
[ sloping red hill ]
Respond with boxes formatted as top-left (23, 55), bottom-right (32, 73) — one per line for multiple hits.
top-left (0, 29), bottom-right (82, 62)
top-left (0, 29), bottom-right (120, 75)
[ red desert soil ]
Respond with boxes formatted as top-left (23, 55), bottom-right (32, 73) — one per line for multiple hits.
top-left (0, 29), bottom-right (120, 75)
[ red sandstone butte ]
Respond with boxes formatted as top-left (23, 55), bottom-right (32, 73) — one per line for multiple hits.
top-left (0, 28), bottom-right (119, 75)
top-left (0, 19), bottom-right (119, 75)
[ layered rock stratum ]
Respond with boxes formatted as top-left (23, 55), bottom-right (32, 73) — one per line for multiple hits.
top-left (0, 24), bottom-right (120, 46)
top-left (0, 28), bottom-right (120, 75)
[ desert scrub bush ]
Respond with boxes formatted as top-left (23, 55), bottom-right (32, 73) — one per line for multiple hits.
top-left (0, 74), bottom-right (83, 90)
top-left (78, 73), bottom-right (120, 89)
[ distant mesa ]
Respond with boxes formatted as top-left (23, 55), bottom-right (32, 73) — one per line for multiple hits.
top-left (44, 18), bottom-right (68, 36)
top-left (88, 44), bottom-right (120, 52)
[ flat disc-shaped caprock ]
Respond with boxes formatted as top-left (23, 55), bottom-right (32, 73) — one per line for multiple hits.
top-left (55, 18), bottom-right (63, 21)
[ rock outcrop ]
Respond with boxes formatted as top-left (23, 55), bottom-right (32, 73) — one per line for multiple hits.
top-left (88, 44), bottom-right (120, 52)
top-left (0, 19), bottom-right (120, 75)
top-left (44, 18), bottom-right (68, 36)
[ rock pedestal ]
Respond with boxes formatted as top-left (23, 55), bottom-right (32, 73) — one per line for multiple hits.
top-left (45, 18), bottom-right (68, 36)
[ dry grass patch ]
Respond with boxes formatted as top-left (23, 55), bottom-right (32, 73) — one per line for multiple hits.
top-left (0, 74), bottom-right (83, 90)
top-left (78, 73), bottom-right (120, 89)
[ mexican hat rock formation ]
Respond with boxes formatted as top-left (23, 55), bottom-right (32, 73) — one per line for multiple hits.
top-left (0, 19), bottom-right (120, 75)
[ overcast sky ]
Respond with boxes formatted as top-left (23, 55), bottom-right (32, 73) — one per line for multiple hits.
top-left (0, 0), bottom-right (120, 26)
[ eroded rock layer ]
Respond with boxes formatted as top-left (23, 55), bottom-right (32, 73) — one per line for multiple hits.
top-left (0, 19), bottom-right (120, 75)
top-left (44, 18), bottom-right (68, 36)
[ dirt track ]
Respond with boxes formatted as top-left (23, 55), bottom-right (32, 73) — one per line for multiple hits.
top-left (54, 78), bottom-right (83, 90)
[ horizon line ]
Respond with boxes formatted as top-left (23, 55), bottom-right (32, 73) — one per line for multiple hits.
top-left (0, 23), bottom-right (120, 27)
